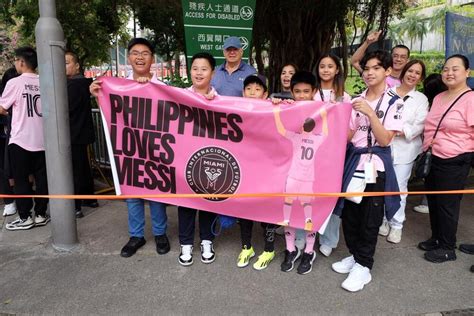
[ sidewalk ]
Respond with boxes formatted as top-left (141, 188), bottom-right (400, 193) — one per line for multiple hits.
top-left (0, 191), bottom-right (473, 315)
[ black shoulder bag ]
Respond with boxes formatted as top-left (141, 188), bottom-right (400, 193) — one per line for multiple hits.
top-left (414, 90), bottom-right (472, 178)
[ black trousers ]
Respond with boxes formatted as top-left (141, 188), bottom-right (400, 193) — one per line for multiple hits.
top-left (425, 153), bottom-right (472, 250)
top-left (342, 172), bottom-right (385, 270)
top-left (178, 206), bottom-right (216, 245)
top-left (71, 144), bottom-right (95, 210)
top-left (8, 144), bottom-right (48, 219)
top-left (240, 219), bottom-right (277, 252)
top-left (0, 137), bottom-right (14, 205)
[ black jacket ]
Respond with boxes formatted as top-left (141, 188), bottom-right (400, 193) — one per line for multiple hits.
top-left (67, 75), bottom-right (95, 145)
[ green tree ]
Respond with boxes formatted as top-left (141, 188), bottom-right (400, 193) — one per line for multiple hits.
top-left (399, 11), bottom-right (428, 53)
top-left (131, 0), bottom-right (185, 80)
top-left (2, 0), bottom-right (130, 68)
top-left (387, 23), bottom-right (404, 46)
top-left (252, 0), bottom-right (407, 92)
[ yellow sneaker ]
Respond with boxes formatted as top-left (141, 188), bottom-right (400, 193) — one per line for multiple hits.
top-left (304, 219), bottom-right (313, 231)
top-left (253, 251), bottom-right (275, 270)
top-left (237, 246), bottom-right (255, 268)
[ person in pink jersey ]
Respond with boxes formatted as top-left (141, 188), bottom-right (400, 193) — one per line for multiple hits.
top-left (332, 50), bottom-right (403, 292)
top-left (418, 54), bottom-right (474, 264)
top-left (273, 71), bottom-right (328, 275)
top-left (0, 47), bottom-right (50, 230)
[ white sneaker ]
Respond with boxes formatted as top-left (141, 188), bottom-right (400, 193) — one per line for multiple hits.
top-left (200, 240), bottom-right (215, 263)
top-left (341, 263), bottom-right (372, 292)
top-left (378, 221), bottom-right (390, 236)
top-left (332, 255), bottom-right (356, 274)
top-left (178, 245), bottom-right (193, 266)
top-left (319, 244), bottom-right (333, 257)
top-left (6, 216), bottom-right (35, 231)
top-left (413, 205), bottom-right (429, 214)
top-left (3, 202), bottom-right (17, 216)
top-left (34, 214), bottom-right (51, 227)
top-left (387, 227), bottom-right (402, 244)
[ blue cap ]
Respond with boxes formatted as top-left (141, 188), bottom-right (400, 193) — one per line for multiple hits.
top-left (223, 36), bottom-right (242, 49)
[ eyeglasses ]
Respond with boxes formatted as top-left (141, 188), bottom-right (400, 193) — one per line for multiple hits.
top-left (129, 51), bottom-right (152, 58)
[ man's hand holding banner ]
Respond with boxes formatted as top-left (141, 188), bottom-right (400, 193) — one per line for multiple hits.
top-left (98, 77), bottom-right (351, 232)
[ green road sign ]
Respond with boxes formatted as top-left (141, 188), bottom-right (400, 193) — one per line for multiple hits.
top-left (182, 0), bottom-right (256, 67)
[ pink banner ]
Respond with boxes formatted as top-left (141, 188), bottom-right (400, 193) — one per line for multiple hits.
top-left (98, 77), bottom-right (351, 232)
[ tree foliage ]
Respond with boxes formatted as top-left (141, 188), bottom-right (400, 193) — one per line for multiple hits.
top-left (253, 0), bottom-right (407, 92)
top-left (1, 0), bottom-right (130, 68)
top-left (130, 0), bottom-right (185, 79)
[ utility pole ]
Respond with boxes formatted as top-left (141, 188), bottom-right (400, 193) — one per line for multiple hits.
top-left (35, 0), bottom-right (78, 251)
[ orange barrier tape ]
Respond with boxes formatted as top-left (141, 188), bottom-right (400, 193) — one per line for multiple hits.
top-left (0, 189), bottom-right (473, 200)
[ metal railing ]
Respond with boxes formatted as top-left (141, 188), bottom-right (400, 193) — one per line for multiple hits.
top-left (89, 108), bottom-right (115, 194)
top-left (91, 108), bottom-right (110, 167)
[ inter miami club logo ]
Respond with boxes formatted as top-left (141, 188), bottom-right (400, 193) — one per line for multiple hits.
top-left (185, 147), bottom-right (241, 201)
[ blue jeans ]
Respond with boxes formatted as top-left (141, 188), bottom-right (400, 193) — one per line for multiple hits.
top-left (126, 199), bottom-right (167, 237)
top-left (319, 214), bottom-right (341, 248)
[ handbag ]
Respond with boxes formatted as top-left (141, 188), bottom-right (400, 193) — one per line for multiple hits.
top-left (345, 171), bottom-right (366, 204)
top-left (414, 148), bottom-right (432, 178)
top-left (414, 90), bottom-right (472, 179)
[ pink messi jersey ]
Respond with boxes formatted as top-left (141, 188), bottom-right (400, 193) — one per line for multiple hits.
top-left (386, 76), bottom-right (401, 88)
top-left (285, 131), bottom-right (326, 181)
top-left (0, 73), bottom-right (44, 151)
top-left (350, 89), bottom-right (403, 171)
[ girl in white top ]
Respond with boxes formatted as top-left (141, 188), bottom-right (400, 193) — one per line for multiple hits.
top-left (314, 53), bottom-right (351, 103)
top-left (379, 60), bottom-right (429, 243)
top-left (314, 53), bottom-right (350, 257)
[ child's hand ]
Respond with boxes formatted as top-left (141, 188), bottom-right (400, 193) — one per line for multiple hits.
top-left (89, 80), bottom-right (102, 97)
top-left (136, 77), bottom-right (151, 83)
top-left (204, 91), bottom-right (216, 100)
top-left (352, 98), bottom-right (375, 118)
top-left (271, 98), bottom-right (294, 105)
top-left (271, 97), bottom-right (282, 105)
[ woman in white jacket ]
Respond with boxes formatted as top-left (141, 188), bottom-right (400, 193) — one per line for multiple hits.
top-left (379, 60), bottom-right (429, 243)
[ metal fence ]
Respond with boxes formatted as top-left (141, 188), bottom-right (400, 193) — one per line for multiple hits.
top-left (91, 108), bottom-right (111, 167)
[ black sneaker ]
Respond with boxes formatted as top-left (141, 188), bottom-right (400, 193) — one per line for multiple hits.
top-left (418, 238), bottom-right (440, 251)
top-left (120, 237), bottom-right (146, 258)
top-left (424, 248), bottom-right (456, 263)
top-left (459, 244), bottom-right (474, 255)
top-left (155, 234), bottom-right (170, 255)
top-left (297, 251), bottom-right (317, 275)
top-left (75, 209), bottom-right (84, 218)
top-left (281, 248), bottom-right (301, 272)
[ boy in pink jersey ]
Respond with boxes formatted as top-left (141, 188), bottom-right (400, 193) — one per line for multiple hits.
top-left (273, 71), bottom-right (328, 275)
top-left (0, 47), bottom-right (50, 230)
top-left (332, 50), bottom-right (402, 292)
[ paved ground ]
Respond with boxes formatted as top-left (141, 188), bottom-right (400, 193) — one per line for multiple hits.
top-left (0, 188), bottom-right (473, 315)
